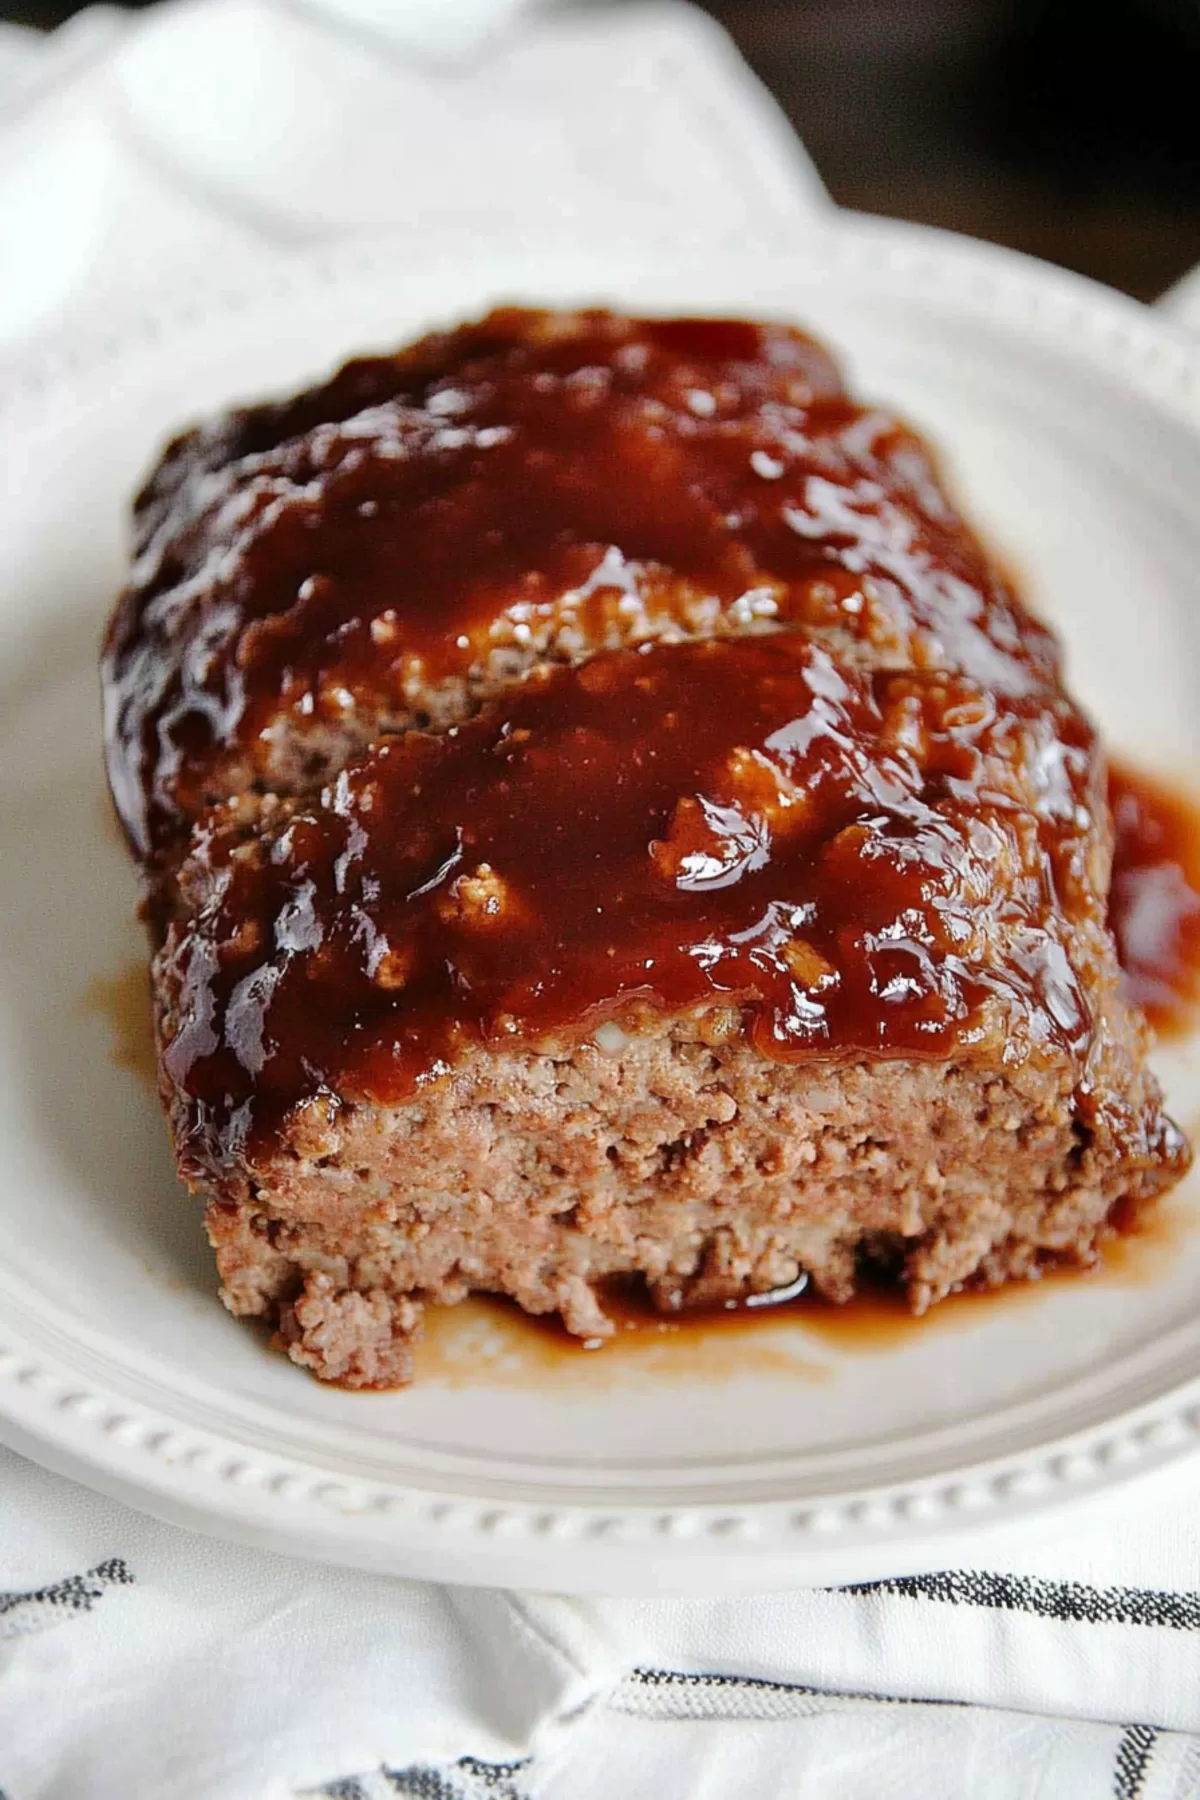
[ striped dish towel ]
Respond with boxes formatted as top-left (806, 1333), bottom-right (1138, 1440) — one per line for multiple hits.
top-left (6, 1443), bottom-right (1200, 1798)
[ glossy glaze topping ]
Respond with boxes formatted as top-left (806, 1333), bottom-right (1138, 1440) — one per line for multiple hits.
top-left (162, 634), bottom-right (1104, 1167)
top-left (105, 308), bottom-right (1060, 861)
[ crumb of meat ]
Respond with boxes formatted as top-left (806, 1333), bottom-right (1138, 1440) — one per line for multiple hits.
top-left (192, 1017), bottom-right (1182, 1388)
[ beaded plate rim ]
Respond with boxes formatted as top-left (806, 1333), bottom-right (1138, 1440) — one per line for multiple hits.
top-left (3, 212), bottom-right (1200, 1589)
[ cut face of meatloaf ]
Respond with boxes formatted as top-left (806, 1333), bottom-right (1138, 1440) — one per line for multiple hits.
top-left (104, 308), bottom-right (1189, 1387)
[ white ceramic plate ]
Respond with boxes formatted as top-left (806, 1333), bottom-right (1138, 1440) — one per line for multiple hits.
top-left (4, 215), bottom-right (1200, 1594)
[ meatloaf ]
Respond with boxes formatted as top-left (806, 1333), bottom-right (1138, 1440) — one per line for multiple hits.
top-left (102, 307), bottom-right (1189, 1387)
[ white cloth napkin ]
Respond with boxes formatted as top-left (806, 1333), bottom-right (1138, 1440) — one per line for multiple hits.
top-left (0, 0), bottom-right (825, 357)
top-left (1160, 263), bottom-right (1200, 337)
top-left (4, 5), bottom-right (1200, 1798)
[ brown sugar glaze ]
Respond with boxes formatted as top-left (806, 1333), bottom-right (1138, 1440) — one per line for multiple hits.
top-left (104, 308), bottom-right (1058, 862)
top-left (161, 632), bottom-right (1113, 1172)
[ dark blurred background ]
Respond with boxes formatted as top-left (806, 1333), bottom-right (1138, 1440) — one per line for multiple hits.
top-left (7, 0), bottom-right (1200, 302)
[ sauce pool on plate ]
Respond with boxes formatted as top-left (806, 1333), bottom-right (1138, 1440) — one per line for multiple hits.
top-left (1108, 760), bottom-right (1200, 1040)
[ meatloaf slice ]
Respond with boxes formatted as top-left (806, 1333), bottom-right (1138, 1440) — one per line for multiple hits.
top-left (103, 307), bottom-right (1058, 869)
top-left (104, 307), bottom-right (1189, 1387)
top-left (154, 635), bottom-right (1184, 1386)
